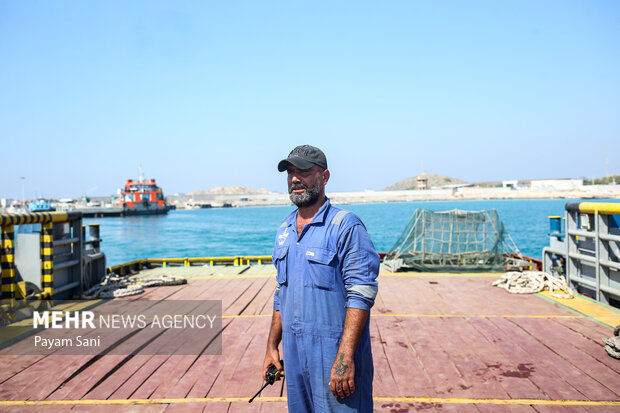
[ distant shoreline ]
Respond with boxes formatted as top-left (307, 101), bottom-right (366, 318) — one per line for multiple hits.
top-left (168, 197), bottom-right (620, 213)
top-left (168, 185), bottom-right (620, 209)
top-left (3, 186), bottom-right (617, 214)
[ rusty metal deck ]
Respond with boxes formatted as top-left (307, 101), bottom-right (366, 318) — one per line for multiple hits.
top-left (1, 264), bottom-right (619, 412)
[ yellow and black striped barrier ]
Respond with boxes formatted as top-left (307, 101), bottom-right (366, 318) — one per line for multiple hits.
top-left (40, 222), bottom-right (54, 297)
top-left (0, 211), bottom-right (83, 307)
top-left (0, 211), bottom-right (81, 227)
top-left (1, 224), bottom-right (16, 301)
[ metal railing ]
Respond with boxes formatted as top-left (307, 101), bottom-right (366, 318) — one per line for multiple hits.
top-left (107, 255), bottom-right (273, 276)
top-left (543, 202), bottom-right (620, 305)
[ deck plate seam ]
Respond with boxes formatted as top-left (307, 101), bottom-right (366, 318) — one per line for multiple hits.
top-left (1, 396), bottom-right (619, 406)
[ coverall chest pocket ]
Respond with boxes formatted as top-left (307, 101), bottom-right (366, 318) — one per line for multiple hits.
top-left (304, 247), bottom-right (337, 290)
top-left (273, 246), bottom-right (288, 285)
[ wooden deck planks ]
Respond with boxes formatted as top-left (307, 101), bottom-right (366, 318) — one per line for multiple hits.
top-left (515, 319), bottom-right (620, 396)
top-left (71, 405), bottom-right (168, 413)
top-left (225, 278), bottom-right (268, 316)
top-left (429, 286), bottom-right (551, 400)
top-left (163, 401), bottom-right (206, 412)
top-left (0, 354), bottom-right (96, 401)
top-left (369, 319), bottom-right (401, 399)
top-left (94, 280), bottom-right (224, 400)
top-left (0, 295), bottom-right (163, 400)
top-left (429, 403), bottom-right (481, 412)
top-left (425, 282), bottom-right (543, 400)
top-left (435, 317), bottom-right (544, 399)
top-left (238, 277), bottom-right (276, 316)
top-left (473, 281), bottom-right (566, 316)
top-left (466, 317), bottom-right (589, 401)
top-left (110, 354), bottom-right (170, 399)
top-left (177, 353), bottom-right (227, 399)
top-left (85, 354), bottom-right (158, 400)
top-left (418, 316), bottom-right (511, 400)
top-left (0, 268), bottom-right (619, 412)
top-left (2, 406), bottom-right (74, 413)
top-left (155, 318), bottom-right (254, 400)
top-left (475, 404), bottom-right (516, 413)
top-left (532, 406), bottom-right (606, 413)
top-left (397, 316), bottom-right (469, 398)
top-left (0, 355), bottom-right (45, 384)
top-left (505, 407), bottom-right (539, 413)
top-left (157, 354), bottom-right (219, 399)
top-left (46, 354), bottom-right (129, 400)
top-left (126, 285), bottom-right (227, 400)
top-left (138, 355), bottom-right (200, 399)
top-left (224, 318), bottom-right (274, 398)
top-left (84, 295), bottom-right (222, 401)
top-left (553, 318), bottom-right (619, 373)
top-left (257, 401), bottom-right (289, 412)
top-left (380, 277), bottom-right (449, 315)
top-left (555, 317), bottom-right (615, 342)
top-left (152, 318), bottom-right (266, 400)
top-left (202, 318), bottom-right (261, 398)
top-left (488, 317), bottom-right (614, 401)
top-left (185, 317), bottom-right (253, 398)
top-left (372, 316), bottom-right (436, 399)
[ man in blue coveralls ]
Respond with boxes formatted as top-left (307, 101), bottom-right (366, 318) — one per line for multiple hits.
top-left (262, 145), bottom-right (380, 412)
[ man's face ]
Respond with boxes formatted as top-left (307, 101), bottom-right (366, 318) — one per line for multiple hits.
top-left (287, 164), bottom-right (327, 207)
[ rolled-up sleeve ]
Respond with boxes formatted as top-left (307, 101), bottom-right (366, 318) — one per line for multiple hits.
top-left (273, 288), bottom-right (281, 311)
top-left (338, 222), bottom-right (380, 311)
top-left (273, 288), bottom-right (280, 311)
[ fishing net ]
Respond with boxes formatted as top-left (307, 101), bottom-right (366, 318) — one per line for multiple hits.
top-left (384, 209), bottom-right (521, 272)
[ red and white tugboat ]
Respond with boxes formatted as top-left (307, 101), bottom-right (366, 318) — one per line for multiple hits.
top-left (118, 167), bottom-right (170, 216)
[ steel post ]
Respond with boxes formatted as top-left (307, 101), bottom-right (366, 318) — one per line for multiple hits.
top-left (40, 222), bottom-right (54, 298)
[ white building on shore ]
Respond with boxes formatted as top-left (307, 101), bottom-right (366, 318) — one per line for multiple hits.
top-left (530, 179), bottom-right (583, 191)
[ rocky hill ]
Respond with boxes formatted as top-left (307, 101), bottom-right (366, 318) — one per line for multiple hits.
top-left (384, 173), bottom-right (467, 190)
top-left (187, 186), bottom-right (270, 195)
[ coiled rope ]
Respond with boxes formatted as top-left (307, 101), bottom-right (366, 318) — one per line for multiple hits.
top-left (492, 271), bottom-right (574, 299)
top-left (82, 274), bottom-right (187, 299)
top-left (603, 326), bottom-right (620, 360)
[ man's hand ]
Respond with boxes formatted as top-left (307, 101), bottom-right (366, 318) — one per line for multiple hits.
top-left (329, 352), bottom-right (355, 398)
top-left (263, 310), bottom-right (283, 381)
top-left (329, 308), bottom-right (368, 399)
top-left (263, 348), bottom-right (284, 381)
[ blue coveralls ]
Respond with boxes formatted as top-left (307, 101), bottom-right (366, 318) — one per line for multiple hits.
top-left (273, 198), bottom-right (380, 412)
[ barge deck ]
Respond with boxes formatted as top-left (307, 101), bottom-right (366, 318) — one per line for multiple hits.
top-left (1, 264), bottom-right (619, 412)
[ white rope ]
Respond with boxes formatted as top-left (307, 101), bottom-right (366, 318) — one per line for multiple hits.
top-left (603, 327), bottom-right (620, 360)
top-left (603, 336), bottom-right (620, 360)
top-left (492, 271), bottom-right (574, 299)
top-left (81, 274), bottom-right (187, 299)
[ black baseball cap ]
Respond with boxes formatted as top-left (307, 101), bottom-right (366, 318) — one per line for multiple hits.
top-left (277, 145), bottom-right (328, 172)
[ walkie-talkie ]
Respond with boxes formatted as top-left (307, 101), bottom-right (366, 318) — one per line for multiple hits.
top-left (249, 361), bottom-right (284, 403)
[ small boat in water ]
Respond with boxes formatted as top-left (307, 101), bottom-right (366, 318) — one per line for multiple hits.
top-left (118, 168), bottom-right (170, 216)
top-left (6, 201), bottom-right (26, 214)
top-left (27, 199), bottom-right (54, 212)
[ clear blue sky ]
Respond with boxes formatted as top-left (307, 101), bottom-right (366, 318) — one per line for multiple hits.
top-left (1, 1), bottom-right (618, 199)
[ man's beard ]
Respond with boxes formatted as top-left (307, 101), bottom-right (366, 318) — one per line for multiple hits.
top-left (289, 180), bottom-right (322, 207)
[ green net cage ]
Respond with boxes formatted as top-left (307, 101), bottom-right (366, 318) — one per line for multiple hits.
top-left (384, 209), bottom-right (521, 272)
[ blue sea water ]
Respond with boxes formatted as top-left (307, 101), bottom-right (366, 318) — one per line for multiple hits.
top-left (84, 198), bottom-right (612, 266)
